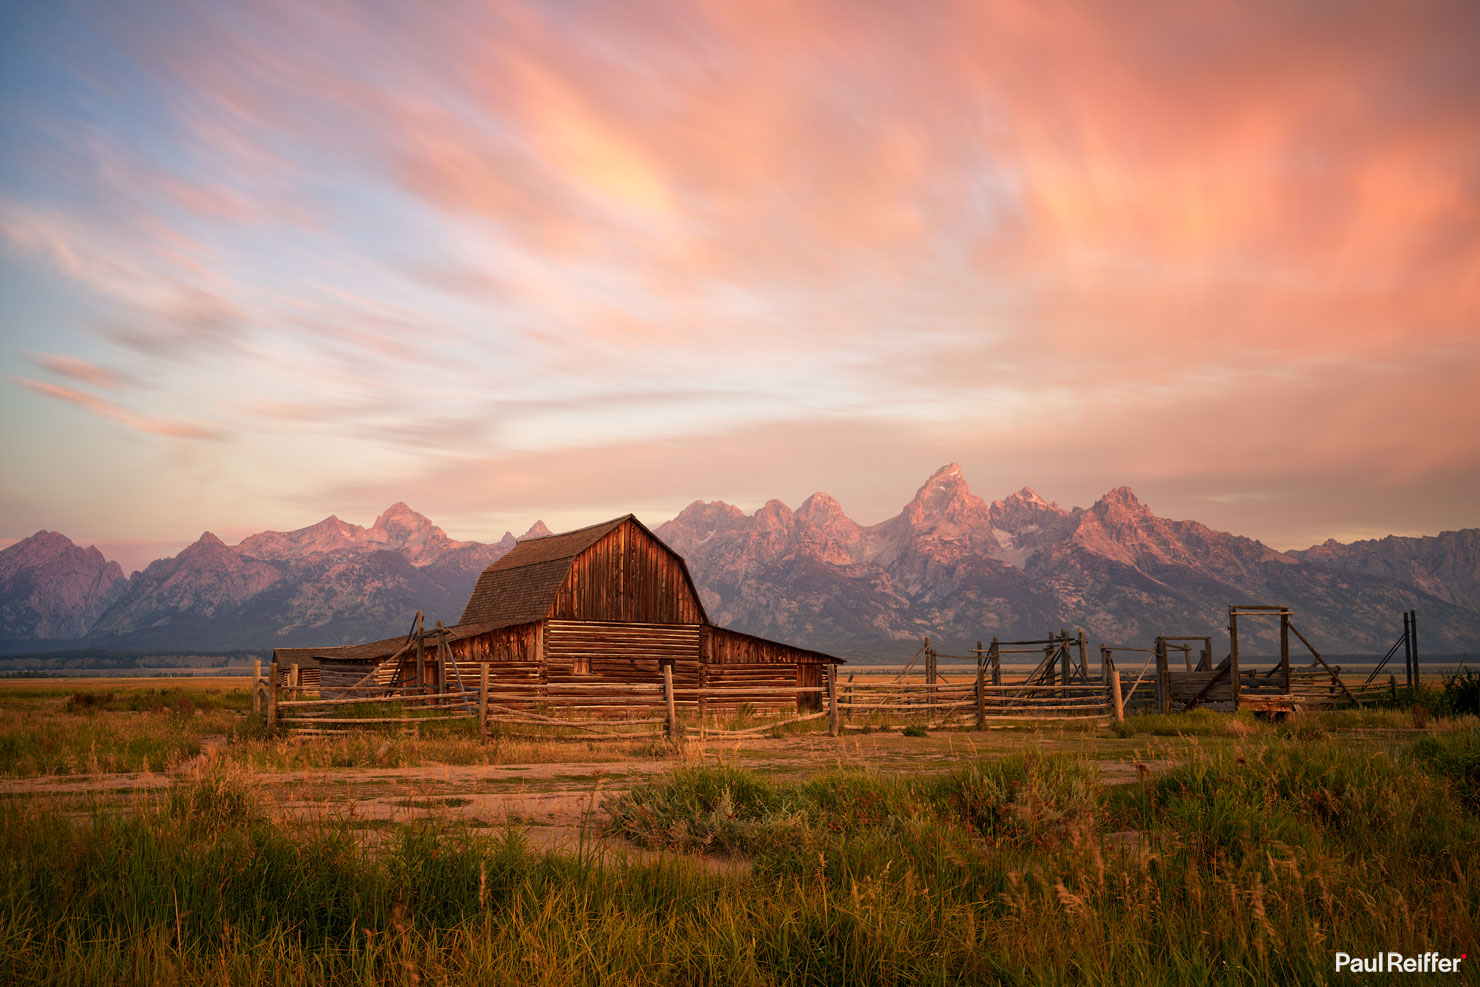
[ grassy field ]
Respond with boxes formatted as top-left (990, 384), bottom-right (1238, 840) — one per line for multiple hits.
top-left (0, 678), bottom-right (1477, 985)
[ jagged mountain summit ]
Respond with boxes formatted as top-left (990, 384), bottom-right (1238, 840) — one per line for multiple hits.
top-left (656, 465), bottom-right (1480, 655)
top-left (0, 532), bottom-right (127, 640)
top-left (4, 508), bottom-right (549, 651)
top-left (2, 469), bottom-right (1476, 655)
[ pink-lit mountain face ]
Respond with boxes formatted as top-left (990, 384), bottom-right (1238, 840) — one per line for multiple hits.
top-left (10, 510), bottom-right (541, 650)
top-left (2, 468), bottom-right (1476, 655)
top-left (656, 465), bottom-right (1480, 655)
top-left (0, 532), bottom-right (126, 639)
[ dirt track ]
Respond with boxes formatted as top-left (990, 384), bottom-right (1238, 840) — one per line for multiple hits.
top-left (0, 730), bottom-right (1168, 856)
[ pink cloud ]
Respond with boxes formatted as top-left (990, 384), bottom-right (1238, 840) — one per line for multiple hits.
top-left (33, 354), bottom-right (134, 390)
top-left (16, 378), bottom-right (225, 441)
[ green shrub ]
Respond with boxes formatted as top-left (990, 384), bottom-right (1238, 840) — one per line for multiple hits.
top-left (1434, 669), bottom-right (1480, 718)
top-left (927, 754), bottom-right (1100, 848)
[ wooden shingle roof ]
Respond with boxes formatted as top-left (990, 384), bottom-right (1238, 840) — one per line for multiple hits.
top-left (459, 515), bottom-right (633, 626)
top-left (272, 618), bottom-right (538, 667)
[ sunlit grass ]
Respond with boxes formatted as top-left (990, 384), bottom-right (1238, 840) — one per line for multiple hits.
top-left (3, 735), bottom-right (1477, 986)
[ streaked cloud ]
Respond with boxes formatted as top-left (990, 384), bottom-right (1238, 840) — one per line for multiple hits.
top-left (33, 354), bottom-right (134, 390)
top-left (0, 0), bottom-right (1476, 555)
top-left (15, 378), bottom-right (225, 441)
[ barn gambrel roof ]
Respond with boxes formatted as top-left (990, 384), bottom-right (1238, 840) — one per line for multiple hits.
top-left (458, 514), bottom-right (709, 626)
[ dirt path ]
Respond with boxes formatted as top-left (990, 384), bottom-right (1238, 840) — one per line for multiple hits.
top-left (0, 731), bottom-right (1166, 856)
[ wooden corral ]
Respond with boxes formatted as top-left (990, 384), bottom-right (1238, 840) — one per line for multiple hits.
top-left (271, 515), bottom-right (840, 719)
top-left (1096, 606), bottom-right (1377, 714)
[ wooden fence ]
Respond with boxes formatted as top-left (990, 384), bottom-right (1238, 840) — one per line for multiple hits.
top-left (258, 659), bottom-right (1121, 738)
top-left (834, 678), bottom-right (1115, 729)
top-left (260, 662), bottom-right (838, 740)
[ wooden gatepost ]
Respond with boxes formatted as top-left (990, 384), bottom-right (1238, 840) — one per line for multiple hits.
top-left (266, 659), bottom-right (280, 732)
top-left (1106, 655), bottom-right (1124, 723)
top-left (827, 664), bottom-right (840, 737)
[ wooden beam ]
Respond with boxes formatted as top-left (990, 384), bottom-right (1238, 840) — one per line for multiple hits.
top-left (1185, 656), bottom-right (1232, 707)
top-left (1280, 612), bottom-right (1291, 695)
top-left (1108, 657), bottom-right (1124, 723)
top-left (414, 612), bottom-right (425, 696)
top-left (1229, 608), bottom-right (1241, 711)
top-left (1410, 609), bottom-right (1420, 686)
top-left (663, 663), bottom-right (679, 740)
top-left (975, 648), bottom-right (986, 730)
top-left (1155, 635), bottom-right (1170, 714)
top-left (1287, 620), bottom-right (1363, 708)
top-left (827, 663), bottom-right (839, 737)
top-left (479, 663), bottom-right (489, 744)
top-left (267, 660), bottom-right (279, 732)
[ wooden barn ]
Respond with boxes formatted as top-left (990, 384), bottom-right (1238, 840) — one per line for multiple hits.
top-left (274, 515), bottom-right (841, 712)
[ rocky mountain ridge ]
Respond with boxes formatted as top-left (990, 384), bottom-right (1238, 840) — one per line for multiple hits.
top-left (0, 531), bottom-right (127, 639)
top-left (2, 466), bottom-right (1476, 654)
top-left (3, 508), bottom-right (546, 651)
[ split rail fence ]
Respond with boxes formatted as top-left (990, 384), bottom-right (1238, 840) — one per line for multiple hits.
top-left (257, 652), bottom-right (1123, 739)
top-left (254, 607), bottom-right (1411, 737)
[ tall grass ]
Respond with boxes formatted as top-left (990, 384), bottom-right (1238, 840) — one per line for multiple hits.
top-left (4, 738), bottom-right (1478, 985)
top-left (0, 688), bottom-right (255, 776)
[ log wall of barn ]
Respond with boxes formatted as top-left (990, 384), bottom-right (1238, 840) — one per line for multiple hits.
top-left (543, 619), bottom-right (702, 703)
top-left (446, 622), bottom-right (542, 689)
top-left (702, 626), bottom-right (824, 712)
top-left (319, 660), bottom-right (382, 698)
top-left (550, 521), bottom-right (705, 624)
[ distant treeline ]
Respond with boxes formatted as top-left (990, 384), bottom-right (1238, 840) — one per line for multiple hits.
top-left (0, 649), bottom-right (267, 674)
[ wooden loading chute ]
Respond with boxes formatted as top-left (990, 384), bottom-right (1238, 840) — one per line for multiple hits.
top-left (1181, 605), bottom-right (1362, 712)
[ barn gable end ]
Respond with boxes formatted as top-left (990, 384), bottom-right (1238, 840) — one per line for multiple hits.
top-left (551, 516), bottom-right (706, 624)
top-left (460, 515), bottom-right (707, 626)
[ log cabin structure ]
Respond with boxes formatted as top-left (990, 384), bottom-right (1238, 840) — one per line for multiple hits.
top-left (273, 515), bottom-right (841, 712)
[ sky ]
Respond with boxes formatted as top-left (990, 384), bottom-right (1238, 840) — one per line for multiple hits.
top-left (1, 0), bottom-right (1477, 575)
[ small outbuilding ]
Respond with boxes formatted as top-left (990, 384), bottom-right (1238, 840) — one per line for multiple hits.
top-left (275, 514), bottom-right (841, 712)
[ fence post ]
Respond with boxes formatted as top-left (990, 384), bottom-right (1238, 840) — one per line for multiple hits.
top-left (1410, 609), bottom-right (1419, 686)
top-left (479, 663), bottom-right (490, 744)
top-left (1389, 674), bottom-right (1397, 700)
top-left (1280, 611), bottom-right (1291, 695)
top-left (990, 638), bottom-right (1001, 686)
top-left (267, 660), bottom-right (279, 732)
top-left (1229, 607), bottom-right (1242, 711)
top-left (975, 652), bottom-right (986, 730)
top-left (1155, 635), bottom-right (1170, 714)
top-left (291, 663), bottom-right (301, 698)
top-left (1108, 657), bottom-right (1124, 723)
top-left (252, 658), bottom-right (262, 714)
top-left (663, 663), bottom-right (679, 741)
top-left (827, 663), bottom-right (839, 737)
top-left (1077, 630), bottom-right (1089, 683)
top-left (845, 674), bottom-right (854, 719)
top-left (415, 612), bottom-right (425, 696)
top-left (1060, 628), bottom-right (1072, 688)
top-left (925, 636), bottom-right (936, 720)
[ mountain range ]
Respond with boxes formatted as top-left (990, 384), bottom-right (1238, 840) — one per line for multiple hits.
top-left (2, 465), bottom-right (1476, 657)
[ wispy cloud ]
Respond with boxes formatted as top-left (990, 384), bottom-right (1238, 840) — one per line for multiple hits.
top-left (15, 378), bottom-right (225, 441)
top-left (32, 354), bottom-right (135, 390)
top-left (0, 0), bottom-right (1476, 550)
